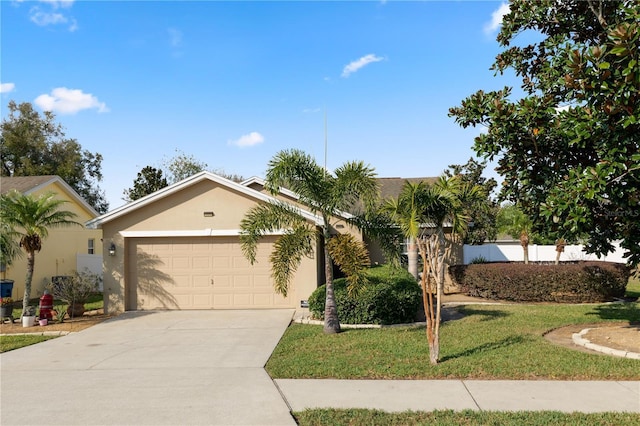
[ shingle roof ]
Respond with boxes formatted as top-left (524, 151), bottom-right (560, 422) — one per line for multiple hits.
top-left (376, 177), bottom-right (438, 201)
top-left (0, 175), bottom-right (60, 195)
top-left (0, 175), bottom-right (99, 217)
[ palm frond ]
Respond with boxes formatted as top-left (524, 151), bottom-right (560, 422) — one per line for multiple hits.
top-left (239, 201), bottom-right (310, 264)
top-left (333, 161), bottom-right (379, 213)
top-left (269, 226), bottom-right (316, 296)
top-left (326, 233), bottom-right (370, 297)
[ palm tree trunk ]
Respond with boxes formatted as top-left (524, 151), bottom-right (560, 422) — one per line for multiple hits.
top-left (407, 236), bottom-right (418, 280)
top-left (520, 231), bottom-right (529, 264)
top-left (322, 225), bottom-right (340, 334)
top-left (22, 251), bottom-right (35, 317)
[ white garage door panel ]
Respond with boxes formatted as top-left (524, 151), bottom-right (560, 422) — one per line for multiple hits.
top-left (130, 236), bottom-right (293, 310)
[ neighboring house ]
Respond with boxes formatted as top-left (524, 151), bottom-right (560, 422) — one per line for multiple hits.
top-left (88, 171), bottom-right (366, 314)
top-left (0, 176), bottom-right (103, 299)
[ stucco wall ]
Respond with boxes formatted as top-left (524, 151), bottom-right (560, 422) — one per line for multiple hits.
top-left (101, 179), bottom-right (320, 313)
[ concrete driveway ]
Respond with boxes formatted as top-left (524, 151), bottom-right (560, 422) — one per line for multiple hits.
top-left (0, 310), bottom-right (296, 426)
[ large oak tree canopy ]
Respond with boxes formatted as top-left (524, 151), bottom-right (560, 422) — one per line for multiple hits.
top-left (1, 101), bottom-right (108, 213)
top-left (449, 0), bottom-right (639, 267)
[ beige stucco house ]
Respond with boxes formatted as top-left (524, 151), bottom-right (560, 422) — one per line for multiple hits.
top-left (0, 176), bottom-right (102, 300)
top-left (88, 171), bottom-right (364, 314)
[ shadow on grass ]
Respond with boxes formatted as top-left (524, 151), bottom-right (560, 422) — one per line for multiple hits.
top-left (440, 335), bottom-right (529, 362)
top-left (458, 307), bottom-right (511, 321)
top-left (587, 302), bottom-right (640, 322)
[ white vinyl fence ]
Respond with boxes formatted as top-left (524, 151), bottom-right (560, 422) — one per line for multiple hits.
top-left (77, 254), bottom-right (104, 290)
top-left (463, 241), bottom-right (627, 265)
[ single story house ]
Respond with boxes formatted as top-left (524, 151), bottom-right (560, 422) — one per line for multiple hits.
top-left (0, 175), bottom-right (103, 299)
top-left (88, 172), bottom-right (462, 314)
top-left (88, 171), bottom-right (365, 314)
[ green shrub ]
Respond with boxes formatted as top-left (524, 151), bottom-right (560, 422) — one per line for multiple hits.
top-left (308, 265), bottom-right (421, 325)
top-left (47, 269), bottom-right (101, 306)
top-left (449, 261), bottom-right (629, 303)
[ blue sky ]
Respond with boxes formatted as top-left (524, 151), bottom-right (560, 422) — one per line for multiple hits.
top-left (1, 0), bottom-right (517, 210)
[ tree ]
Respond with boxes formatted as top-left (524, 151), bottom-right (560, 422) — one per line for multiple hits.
top-left (0, 190), bottom-right (80, 315)
top-left (496, 203), bottom-right (534, 264)
top-left (387, 176), bottom-right (481, 364)
top-left (123, 166), bottom-right (169, 202)
top-left (0, 221), bottom-right (21, 277)
top-left (163, 149), bottom-right (244, 183)
top-left (383, 181), bottom-right (426, 280)
top-left (163, 150), bottom-right (208, 183)
top-left (240, 149), bottom-right (379, 334)
top-left (444, 158), bottom-right (499, 245)
top-left (1, 101), bottom-right (109, 213)
top-left (449, 0), bottom-right (640, 267)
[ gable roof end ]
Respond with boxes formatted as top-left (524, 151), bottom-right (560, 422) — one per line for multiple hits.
top-left (86, 171), bottom-right (324, 229)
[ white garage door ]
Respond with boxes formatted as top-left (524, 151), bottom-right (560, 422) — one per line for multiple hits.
top-left (127, 236), bottom-right (293, 310)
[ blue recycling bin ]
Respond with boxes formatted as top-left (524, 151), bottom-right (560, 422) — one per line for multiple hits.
top-left (0, 279), bottom-right (14, 298)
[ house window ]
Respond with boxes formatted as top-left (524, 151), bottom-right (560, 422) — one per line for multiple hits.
top-left (88, 239), bottom-right (95, 254)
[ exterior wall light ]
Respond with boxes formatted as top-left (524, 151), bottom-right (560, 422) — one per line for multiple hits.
top-left (109, 243), bottom-right (116, 256)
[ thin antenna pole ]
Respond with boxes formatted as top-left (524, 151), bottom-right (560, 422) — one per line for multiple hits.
top-left (324, 107), bottom-right (327, 175)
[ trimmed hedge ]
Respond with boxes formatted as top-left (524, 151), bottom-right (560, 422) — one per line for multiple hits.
top-left (308, 265), bottom-right (421, 325)
top-left (449, 261), bottom-right (629, 303)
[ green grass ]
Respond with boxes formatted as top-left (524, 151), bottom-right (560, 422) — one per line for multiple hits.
top-left (266, 303), bottom-right (640, 380)
top-left (0, 334), bottom-right (56, 352)
top-left (294, 409), bottom-right (640, 426)
top-left (6, 292), bottom-right (104, 318)
top-left (626, 273), bottom-right (640, 299)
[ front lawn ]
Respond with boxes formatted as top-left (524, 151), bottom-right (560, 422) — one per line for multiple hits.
top-left (294, 409), bottom-right (640, 426)
top-left (266, 303), bottom-right (640, 380)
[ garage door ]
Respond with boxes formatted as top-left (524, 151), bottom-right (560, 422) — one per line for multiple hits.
top-left (126, 236), bottom-right (293, 310)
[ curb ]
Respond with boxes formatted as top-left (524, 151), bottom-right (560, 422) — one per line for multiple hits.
top-left (572, 328), bottom-right (640, 360)
top-left (0, 330), bottom-right (71, 337)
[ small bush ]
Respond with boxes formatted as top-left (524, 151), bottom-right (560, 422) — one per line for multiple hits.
top-left (449, 261), bottom-right (629, 303)
top-left (308, 265), bottom-right (421, 325)
top-left (47, 269), bottom-right (101, 306)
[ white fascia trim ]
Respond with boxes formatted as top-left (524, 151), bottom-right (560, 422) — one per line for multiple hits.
top-left (120, 229), bottom-right (289, 238)
top-left (28, 176), bottom-right (100, 218)
top-left (87, 171), bottom-right (323, 228)
top-left (240, 176), bottom-right (354, 220)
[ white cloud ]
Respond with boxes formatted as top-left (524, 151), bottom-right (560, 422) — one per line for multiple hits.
top-left (28, 1), bottom-right (77, 31)
top-left (34, 87), bottom-right (109, 115)
top-left (0, 83), bottom-right (16, 93)
top-left (168, 28), bottom-right (183, 47)
top-left (39, 0), bottom-right (75, 8)
top-left (341, 54), bottom-right (384, 78)
top-left (484, 2), bottom-right (510, 34)
top-left (228, 132), bottom-right (265, 148)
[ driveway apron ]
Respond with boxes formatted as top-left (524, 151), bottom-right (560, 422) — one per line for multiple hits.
top-left (1, 310), bottom-right (296, 426)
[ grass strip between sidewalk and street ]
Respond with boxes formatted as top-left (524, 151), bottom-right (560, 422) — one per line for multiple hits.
top-left (293, 409), bottom-right (640, 426)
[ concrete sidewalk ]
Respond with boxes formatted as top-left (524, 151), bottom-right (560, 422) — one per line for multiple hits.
top-left (276, 379), bottom-right (640, 414)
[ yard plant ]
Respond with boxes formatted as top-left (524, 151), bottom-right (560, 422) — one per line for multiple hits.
top-left (308, 265), bottom-right (420, 325)
top-left (240, 149), bottom-right (382, 334)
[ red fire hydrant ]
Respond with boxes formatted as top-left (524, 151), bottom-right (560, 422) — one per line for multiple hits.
top-left (39, 290), bottom-right (54, 320)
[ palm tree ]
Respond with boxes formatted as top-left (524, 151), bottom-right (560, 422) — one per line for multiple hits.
top-left (0, 190), bottom-right (80, 316)
top-left (240, 149), bottom-right (379, 334)
top-left (0, 221), bottom-right (22, 279)
top-left (388, 175), bottom-right (482, 364)
top-left (496, 203), bottom-right (532, 264)
top-left (383, 181), bottom-right (426, 280)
